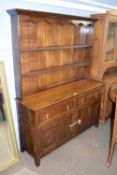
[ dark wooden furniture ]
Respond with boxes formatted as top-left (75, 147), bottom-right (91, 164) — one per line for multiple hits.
top-left (8, 9), bottom-right (95, 99)
top-left (90, 11), bottom-right (117, 123)
top-left (107, 85), bottom-right (117, 167)
top-left (8, 9), bottom-right (104, 166)
top-left (18, 80), bottom-right (103, 166)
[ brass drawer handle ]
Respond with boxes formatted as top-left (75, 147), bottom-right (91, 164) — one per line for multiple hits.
top-left (46, 114), bottom-right (49, 120)
top-left (81, 99), bottom-right (84, 104)
top-left (66, 105), bottom-right (70, 111)
top-left (73, 92), bottom-right (78, 96)
top-left (70, 119), bottom-right (82, 128)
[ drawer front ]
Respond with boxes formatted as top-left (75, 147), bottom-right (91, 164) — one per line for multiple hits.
top-left (39, 99), bottom-right (74, 122)
top-left (85, 90), bottom-right (100, 102)
top-left (77, 96), bottom-right (84, 105)
top-left (76, 90), bottom-right (100, 107)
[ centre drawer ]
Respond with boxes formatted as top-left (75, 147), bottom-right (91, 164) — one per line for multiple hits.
top-left (38, 99), bottom-right (75, 122)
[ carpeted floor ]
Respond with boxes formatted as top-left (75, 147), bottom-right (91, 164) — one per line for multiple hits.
top-left (1, 119), bottom-right (117, 175)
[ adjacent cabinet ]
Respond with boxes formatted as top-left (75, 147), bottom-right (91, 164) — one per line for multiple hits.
top-left (90, 11), bottom-right (117, 80)
top-left (90, 11), bottom-right (117, 123)
top-left (9, 9), bottom-right (117, 166)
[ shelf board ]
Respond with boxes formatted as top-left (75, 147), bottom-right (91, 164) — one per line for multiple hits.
top-left (22, 60), bottom-right (90, 77)
top-left (20, 44), bottom-right (92, 52)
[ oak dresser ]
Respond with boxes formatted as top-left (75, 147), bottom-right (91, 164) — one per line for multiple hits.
top-left (8, 9), bottom-right (104, 166)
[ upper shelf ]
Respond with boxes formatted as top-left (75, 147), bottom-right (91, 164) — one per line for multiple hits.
top-left (20, 44), bottom-right (92, 52)
top-left (22, 60), bottom-right (90, 77)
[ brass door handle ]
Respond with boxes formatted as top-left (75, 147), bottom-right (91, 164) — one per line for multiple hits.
top-left (77, 119), bottom-right (82, 125)
top-left (70, 119), bottom-right (82, 128)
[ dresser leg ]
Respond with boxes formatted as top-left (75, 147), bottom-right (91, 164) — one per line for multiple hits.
top-left (20, 134), bottom-right (26, 152)
top-left (20, 145), bottom-right (25, 152)
top-left (34, 157), bottom-right (40, 166)
top-left (95, 120), bottom-right (99, 127)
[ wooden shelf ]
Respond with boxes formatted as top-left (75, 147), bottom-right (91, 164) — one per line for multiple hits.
top-left (22, 60), bottom-right (90, 77)
top-left (103, 69), bottom-right (117, 83)
top-left (20, 44), bottom-right (92, 52)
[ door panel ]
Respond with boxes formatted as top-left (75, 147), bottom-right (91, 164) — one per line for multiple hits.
top-left (70, 109), bottom-right (86, 137)
top-left (85, 101), bottom-right (100, 125)
top-left (38, 114), bottom-right (71, 155)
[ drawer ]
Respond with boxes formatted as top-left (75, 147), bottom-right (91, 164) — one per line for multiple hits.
top-left (76, 96), bottom-right (84, 107)
top-left (77, 97), bottom-right (84, 105)
top-left (76, 90), bottom-right (100, 107)
top-left (38, 99), bottom-right (74, 122)
top-left (85, 90), bottom-right (100, 102)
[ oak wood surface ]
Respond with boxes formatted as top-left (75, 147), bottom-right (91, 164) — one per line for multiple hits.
top-left (9, 10), bottom-right (94, 98)
top-left (8, 8), bottom-right (104, 166)
top-left (21, 79), bottom-right (103, 110)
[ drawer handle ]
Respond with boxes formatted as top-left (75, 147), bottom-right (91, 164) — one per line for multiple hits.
top-left (66, 105), bottom-right (70, 111)
top-left (46, 114), bottom-right (49, 120)
top-left (73, 92), bottom-right (78, 96)
top-left (77, 119), bottom-right (82, 125)
top-left (70, 119), bottom-right (82, 128)
top-left (94, 94), bottom-right (98, 98)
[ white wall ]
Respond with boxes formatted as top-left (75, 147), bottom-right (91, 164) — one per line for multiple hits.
top-left (0, 0), bottom-right (116, 148)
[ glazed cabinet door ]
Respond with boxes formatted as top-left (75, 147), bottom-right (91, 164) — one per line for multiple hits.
top-left (104, 18), bottom-right (117, 64)
top-left (38, 114), bottom-right (71, 156)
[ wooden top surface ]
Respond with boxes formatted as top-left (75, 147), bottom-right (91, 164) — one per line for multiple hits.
top-left (109, 86), bottom-right (117, 103)
top-left (7, 8), bottom-right (95, 21)
top-left (102, 70), bottom-right (117, 84)
top-left (91, 10), bottom-right (117, 19)
top-left (20, 80), bottom-right (103, 110)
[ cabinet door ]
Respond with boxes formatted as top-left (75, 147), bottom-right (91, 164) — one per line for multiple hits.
top-left (105, 20), bottom-right (117, 63)
top-left (38, 114), bottom-right (71, 156)
top-left (70, 99), bottom-right (100, 138)
top-left (84, 100), bottom-right (100, 125)
top-left (70, 109), bottom-right (86, 137)
top-left (77, 99), bottom-right (100, 127)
